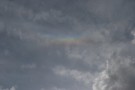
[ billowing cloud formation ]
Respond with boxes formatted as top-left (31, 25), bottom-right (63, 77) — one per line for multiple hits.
top-left (93, 44), bottom-right (135, 90)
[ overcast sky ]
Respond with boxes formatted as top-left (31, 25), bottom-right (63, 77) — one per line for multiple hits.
top-left (0, 0), bottom-right (135, 90)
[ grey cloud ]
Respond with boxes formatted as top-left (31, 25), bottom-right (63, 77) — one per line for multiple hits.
top-left (0, 0), bottom-right (135, 90)
top-left (93, 45), bottom-right (135, 90)
top-left (0, 86), bottom-right (16, 90)
top-left (87, 0), bottom-right (135, 22)
top-left (53, 66), bottom-right (94, 85)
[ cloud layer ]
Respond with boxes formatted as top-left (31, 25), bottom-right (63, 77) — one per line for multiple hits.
top-left (0, 0), bottom-right (135, 90)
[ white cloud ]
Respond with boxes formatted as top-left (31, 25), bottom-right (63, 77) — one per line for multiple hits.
top-left (53, 66), bottom-right (95, 85)
top-left (0, 86), bottom-right (16, 90)
top-left (51, 87), bottom-right (66, 90)
top-left (40, 87), bottom-right (66, 90)
top-left (92, 69), bottom-right (109, 90)
top-left (92, 51), bottom-right (135, 90)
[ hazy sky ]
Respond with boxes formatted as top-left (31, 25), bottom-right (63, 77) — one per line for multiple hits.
top-left (0, 0), bottom-right (135, 90)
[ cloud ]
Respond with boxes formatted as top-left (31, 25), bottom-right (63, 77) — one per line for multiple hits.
top-left (87, 0), bottom-right (135, 22)
top-left (93, 70), bottom-right (109, 90)
top-left (93, 49), bottom-right (135, 90)
top-left (0, 86), bottom-right (16, 90)
top-left (53, 66), bottom-right (95, 86)
top-left (49, 87), bottom-right (66, 90)
top-left (21, 63), bottom-right (37, 69)
top-left (0, 0), bottom-right (135, 90)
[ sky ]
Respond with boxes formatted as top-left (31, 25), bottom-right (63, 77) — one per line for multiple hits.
top-left (0, 0), bottom-right (135, 90)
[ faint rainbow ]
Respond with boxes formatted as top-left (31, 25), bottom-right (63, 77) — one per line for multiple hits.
top-left (38, 33), bottom-right (93, 46)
